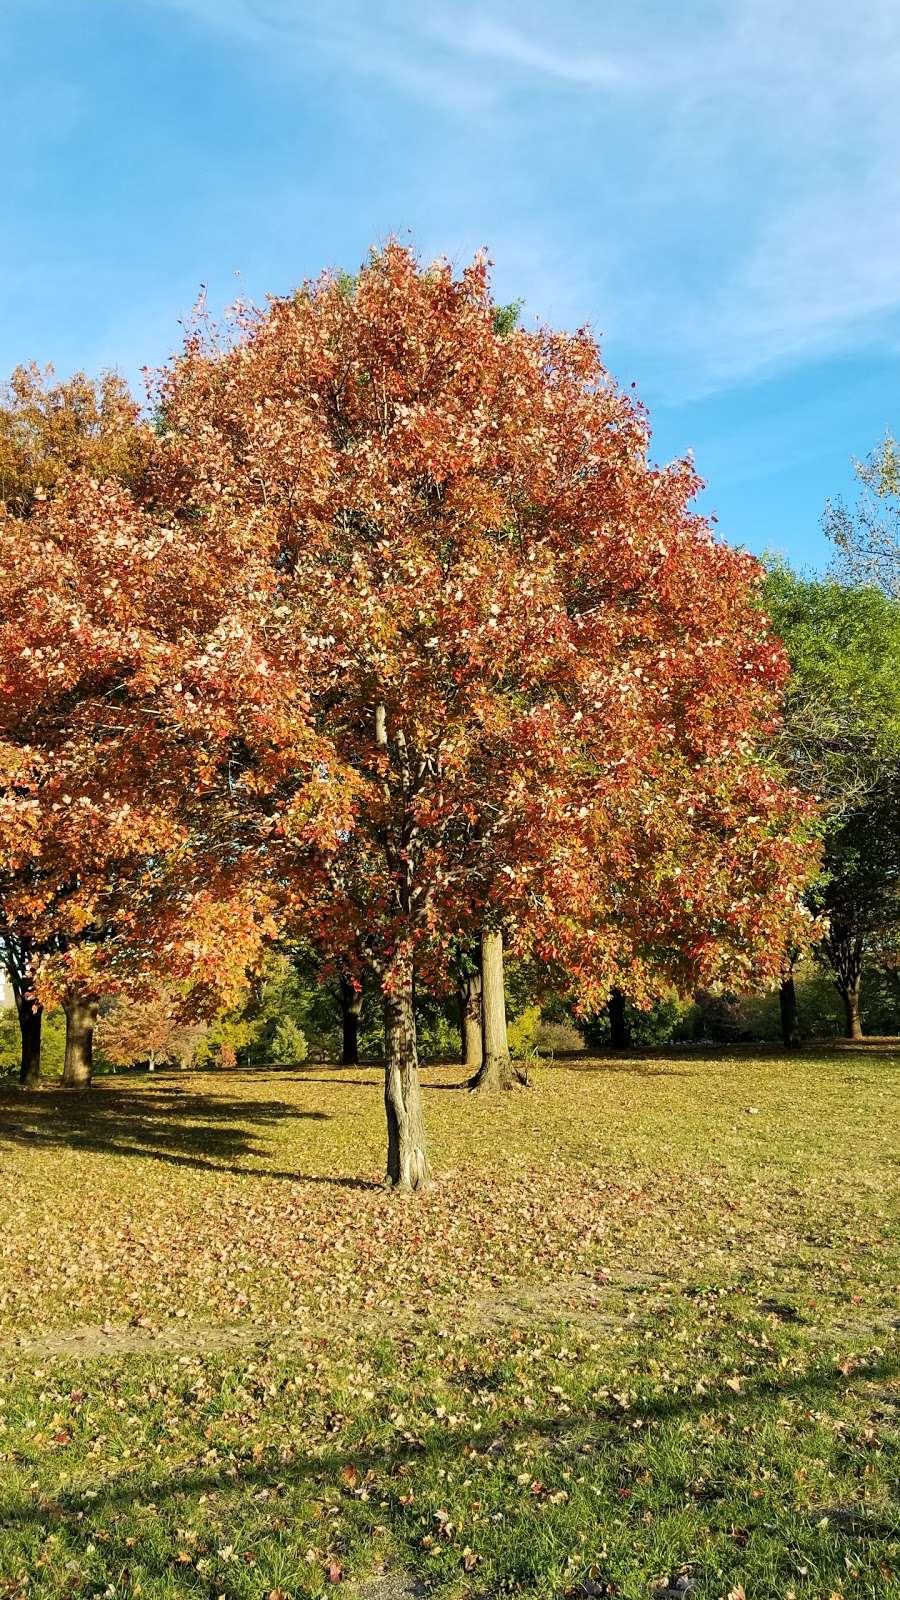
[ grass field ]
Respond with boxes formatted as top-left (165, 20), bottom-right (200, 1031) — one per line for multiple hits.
top-left (0, 1049), bottom-right (897, 1599)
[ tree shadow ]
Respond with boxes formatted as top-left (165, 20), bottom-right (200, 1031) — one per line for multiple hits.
top-left (0, 1080), bottom-right (331, 1178)
top-left (2, 1347), bottom-right (897, 1588)
top-left (290, 1074), bottom-right (381, 1087)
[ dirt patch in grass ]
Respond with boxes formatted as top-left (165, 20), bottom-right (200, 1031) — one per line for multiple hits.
top-left (0, 1319), bottom-right (274, 1360)
top-left (466, 1269), bottom-right (660, 1335)
top-left (355, 1576), bottom-right (429, 1600)
top-left (2, 1269), bottom-right (661, 1360)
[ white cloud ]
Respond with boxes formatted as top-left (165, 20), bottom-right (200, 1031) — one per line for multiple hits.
top-left (437, 14), bottom-right (633, 88)
top-left (144, 0), bottom-right (900, 392)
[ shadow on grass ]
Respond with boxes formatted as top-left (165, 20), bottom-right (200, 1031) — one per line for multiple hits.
top-left (2, 1350), bottom-right (898, 1580)
top-left (0, 1081), bottom-right (338, 1180)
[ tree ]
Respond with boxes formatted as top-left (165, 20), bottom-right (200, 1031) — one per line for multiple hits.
top-left (453, 942), bottom-right (483, 1072)
top-left (0, 363), bottom-right (150, 516)
top-left (778, 952), bottom-right (801, 1050)
top-left (338, 974), bottom-right (364, 1066)
top-left (270, 1014), bottom-right (309, 1064)
top-left (608, 987), bottom-right (630, 1049)
top-left (812, 782), bottom-right (900, 1039)
top-left (764, 567), bottom-right (900, 1036)
top-left (97, 989), bottom-right (207, 1070)
top-left (151, 245), bottom-right (814, 1188)
top-left (469, 927), bottom-right (517, 1091)
top-left (0, 459), bottom-right (322, 1084)
top-left (0, 932), bottom-right (42, 1086)
top-left (0, 365), bottom-right (151, 1082)
top-left (825, 436), bottom-right (900, 598)
top-left (764, 566), bottom-right (900, 804)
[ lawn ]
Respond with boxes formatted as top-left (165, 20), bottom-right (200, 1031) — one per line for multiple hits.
top-left (0, 1049), bottom-right (897, 1599)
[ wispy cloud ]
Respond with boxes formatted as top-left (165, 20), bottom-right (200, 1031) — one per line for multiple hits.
top-left (119, 0), bottom-right (900, 392)
top-left (436, 14), bottom-right (634, 88)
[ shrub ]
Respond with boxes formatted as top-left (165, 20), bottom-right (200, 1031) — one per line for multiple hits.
top-left (270, 1016), bottom-right (308, 1064)
top-left (508, 1004), bottom-right (542, 1057)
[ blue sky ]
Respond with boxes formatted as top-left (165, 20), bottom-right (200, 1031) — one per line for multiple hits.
top-left (4, 0), bottom-right (900, 569)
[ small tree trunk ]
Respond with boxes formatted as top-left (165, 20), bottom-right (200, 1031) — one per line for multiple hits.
top-left (339, 975), bottom-right (363, 1066)
top-left (457, 962), bottom-right (483, 1070)
top-left (839, 982), bottom-right (863, 1041)
top-left (17, 1001), bottom-right (42, 1087)
top-left (469, 927), bottom-right (516, 1091)
top-left (383, 966), bottom-right (430, 1191)
top-left (608, 987), bottom-right (629, 1049)
top-left (779, 976), bottom-right (800, 1049)
top-left (62, 992), bottom-right (98, 1088)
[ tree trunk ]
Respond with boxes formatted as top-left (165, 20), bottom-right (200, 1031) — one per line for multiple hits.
top-left (469, 927), bottom-right (516, 1091)
top-left (779, 976), bottom-right (800, 1049)
top-left (17, 1000), bottom-right (42, 1087)
top-left (839, 982), bottom-right (863, 1041)
top-left (457, 961), bottom-right (483, 1070)
top-left (339, 975), bottom-right (364, 1066)
top-left (383, 967), bottom-right (430, 1191)
top-left (608, 987), bottom-right (629, 1049)
top-left (62, 992), bottom-right (98, 1088)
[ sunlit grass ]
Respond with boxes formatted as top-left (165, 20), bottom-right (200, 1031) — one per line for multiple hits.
top-left (0, 1048), bottom-right (897, 1597)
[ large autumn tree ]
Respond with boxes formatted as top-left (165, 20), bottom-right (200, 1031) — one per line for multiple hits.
top-left (148, 245), bottom-right (813, 1188)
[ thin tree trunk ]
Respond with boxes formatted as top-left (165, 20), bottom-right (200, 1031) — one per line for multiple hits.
top-left (779, 976), bottom-right (800, 1050)
top-left (339, 975), bottom-right (363, 1066)
top-left (17, 1000), bottom-right (42, 1087)
top-left (5, 937), bottom-right (42, 1086)
top-left (609, 987), bottom-right (629, 1049)
top-left (62, 992), bottom-right (98, 1088)
top-left (457, 961), bottom-right (483, 1070)
top-left (383, 966), bottom-right (430, 1191)
top-left (839, 982), bottom-right (863, 1041)
top-left (469, 927), bottom-right (516, 1091)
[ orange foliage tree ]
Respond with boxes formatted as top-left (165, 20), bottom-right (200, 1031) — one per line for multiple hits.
top-left (147, 245), bottom-right (815, 1188)
top-left (97, 988), bottom-right (207, 1071)
top-left (0, 367), bottom-right (151, 1082)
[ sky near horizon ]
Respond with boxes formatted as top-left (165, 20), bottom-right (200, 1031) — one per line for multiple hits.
top-left (3, 0), bottom-right (899, 570)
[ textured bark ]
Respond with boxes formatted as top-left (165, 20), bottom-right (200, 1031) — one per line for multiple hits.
top-left (839, 982), bottom-right (863, 1041)
top-left (339, 975), bottom-right (364, 1066)
top-left (4, 936), bottom-right (42, 1085)
top-left (821, 920), bottom-right (865, 1044)
top-left (779, 976), bottom-right (800, 1050)
top-left (469, 927), bottom-right (515, 1091)
top-left (457, 961), bottom-right (483, 1069)
top-left (17, 1001), bottom-right (42, 1087)
top-left (62, 992), bottom-right (98, 1088)
top-left (383, 969), bottom-right (430, 1190)
top-left (608, 986), bottom-right (630, 1049)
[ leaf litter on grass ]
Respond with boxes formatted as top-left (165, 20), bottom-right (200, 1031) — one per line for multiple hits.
top-left (0, 1050), bottom-right (898, 1598)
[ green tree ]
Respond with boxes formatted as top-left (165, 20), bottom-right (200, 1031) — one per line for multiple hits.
top-left (270, 1015), bottom-right (308, 1064)
top-left (809, 780), bottom-right (900, 1038)
top-left (764, 566), bottom-right (900, 1036)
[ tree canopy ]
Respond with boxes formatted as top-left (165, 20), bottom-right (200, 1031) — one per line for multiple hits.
top-left (764, 564), bottom-right (900, 1035)
top-left (144, 245), bottom-right (813, 1181)
top-left (0, 247), bottom-right (819, 1176)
